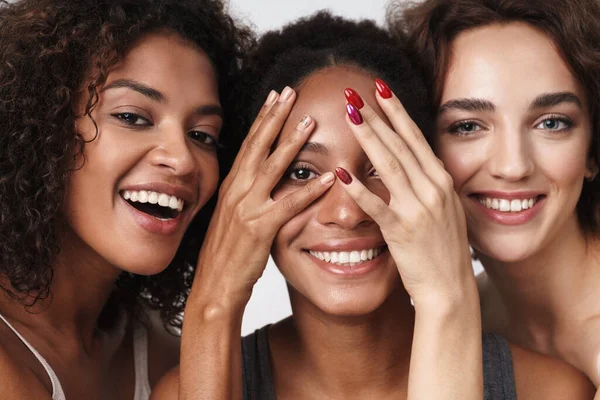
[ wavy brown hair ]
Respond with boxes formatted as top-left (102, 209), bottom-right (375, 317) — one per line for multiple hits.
top-left (0, 0), bottom-right (253, 330)
top-left (389, 0), bottom-right (600, 234)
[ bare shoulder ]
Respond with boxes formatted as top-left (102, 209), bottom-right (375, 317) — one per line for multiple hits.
top-left (144, 309), bottom-right (181, 388)
top-left (0, 338), bottom-right (52, 399)
top-left (149, 365), bottom-right (180, 400)
top-left (510, 343), bottom-right (595, 400)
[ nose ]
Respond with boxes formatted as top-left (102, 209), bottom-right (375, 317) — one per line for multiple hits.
top-left (148, 125), bottom-right (198, 177)
top-left (487, 127), bottom-right (535, 181)
top-left (316, 179), bottom-right (373, 230)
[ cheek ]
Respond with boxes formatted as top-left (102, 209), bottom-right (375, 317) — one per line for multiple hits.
top-left (197, 154), bottom-right (220, 203)
top-left (534, 139), bottom-right (589, 185)
top-left (435, 140), bottom-right (483, 188)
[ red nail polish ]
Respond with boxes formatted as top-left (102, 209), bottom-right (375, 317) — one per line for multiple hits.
top-left (346, 104), bottom-right (363, 125)
top-left (335, 167), bottom-right (353, 185)
top-left (344, 88), bottom-right (364, 109)
top-left (375, 78), bottom-right (392, 99)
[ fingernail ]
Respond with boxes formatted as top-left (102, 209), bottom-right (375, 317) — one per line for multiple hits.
top-left (321, 172), bottom-right (335, 184)
top-left (346, 103), bottom-right (363, 125)
top-left (335, 167), bottom-right (352, 185)
top-left (344, 88), bottom-right (364, 109)
top-left (375, 78), bottom-right (392, 99)
top-left (298, 115), bottom-right (312, 128)
top-left (280, 86), bottom-right (294, 102)
top-left (266, 90), bottom-right (278, 105)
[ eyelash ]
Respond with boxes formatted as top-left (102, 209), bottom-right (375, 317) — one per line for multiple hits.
top-left (535, 115), bottom-right (573, 132)
top-left (447, 120), bottom-right (483, 136)
top-left (111, 112), bottom-right (221, 149)
top-left (286, 163), bottom-right (318, 183)
top-left (447, 115), bottom-right (574, 136)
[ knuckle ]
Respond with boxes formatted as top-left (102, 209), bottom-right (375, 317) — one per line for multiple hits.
top-left (246, 136), bottom-right (260, 150)
top-left (364, 112), bottom-right (378, 124)
top-left (392, 139), bottom-right (407, 154)
top-left (385, 157), bottom-right (403, 174)
top-left (439, 171), bottom-right (455, 191)
top-left (260, 159), bottom-right (277, 175)
top-left (281, 197), bottom-right (298, 213)
top-left (424, 188), bottom-right (445, 207)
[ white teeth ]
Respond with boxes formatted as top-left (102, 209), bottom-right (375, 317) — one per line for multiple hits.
top-left (479, 196), bottom-right (538, 213)
top-left (308, 248), bottom-right (384, 266)
top-left (510, 199), bottom-right (521, 212)
top-left (122, 190), bottom-right (184, 212)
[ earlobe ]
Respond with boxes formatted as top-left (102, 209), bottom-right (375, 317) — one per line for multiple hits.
top-left (585, 159), bottom-right (599, 181)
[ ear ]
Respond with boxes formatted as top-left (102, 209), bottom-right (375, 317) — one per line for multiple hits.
top-left (585, 158), bottom-right (599, 180)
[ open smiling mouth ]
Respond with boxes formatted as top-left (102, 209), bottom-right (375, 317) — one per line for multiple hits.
top-left (305, 246), bottom-right (387, 267)
top-left (121, 190), bottom-right (185, 220)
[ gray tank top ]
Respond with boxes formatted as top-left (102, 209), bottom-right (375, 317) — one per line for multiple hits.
top-left (242, 325), bottom-right (517, 400)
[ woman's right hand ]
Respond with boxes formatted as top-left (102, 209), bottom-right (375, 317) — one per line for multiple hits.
top-left (174, 87), bottom-right (334, 400)
top-left (188, 86), bottom-right (335, 311)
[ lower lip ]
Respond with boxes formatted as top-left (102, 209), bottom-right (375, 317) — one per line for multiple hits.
top-left (472, 197), bottom-right (545, 225)
top-left (305, 249), bottom-right (389, 278)
top-left (121, 196), bottom-right (184, 236)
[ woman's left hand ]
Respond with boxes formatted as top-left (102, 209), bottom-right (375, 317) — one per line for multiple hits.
top-left (340, 81), bottom-right (475, 308)
top-left (339, 80), bottom-right (482, 400)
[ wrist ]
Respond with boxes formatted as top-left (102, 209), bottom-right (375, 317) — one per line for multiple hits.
top-left (412, 276), bottom-right (480, 320)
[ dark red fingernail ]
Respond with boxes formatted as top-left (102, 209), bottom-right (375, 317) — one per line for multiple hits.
top-left (344, 88), bottom-right (364, 109)
top-left (346, 103), bottom-right (363, 125)
top-left (335, 167), bottom-right (353, 185)
top-left (375, 78), bottom-right (392, 99)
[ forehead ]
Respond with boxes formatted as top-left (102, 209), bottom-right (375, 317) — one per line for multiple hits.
top-left (441, 22), bottom-right (586, 108)
top-left (280, 66), bottom-right (388, 144)
top-left (106, 31), bottom-right (218, 96)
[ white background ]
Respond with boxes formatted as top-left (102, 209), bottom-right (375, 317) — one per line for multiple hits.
top-left (226, 0), bottom-right (483, 335)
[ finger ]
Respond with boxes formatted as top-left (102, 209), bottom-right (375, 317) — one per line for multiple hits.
top-left (332, 167), bottom-right (393, 226)
top-left (346, 90), bottom-right (439, 205)
top-left (345, 101), bottom-right (413, 200)
top-left (252, 115), bottom-right (315, 196)
top-left (230, 90), bottom-right (279, 178)
top-left (271, 172), bottom-right (335, 227)
top-left (374, 78), bottom-right (448, 187)
top-left (238, 86), bottom-right (297, 179)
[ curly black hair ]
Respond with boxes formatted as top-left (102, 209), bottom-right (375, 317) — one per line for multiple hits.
top-left (235, 11), bottom-right (433, 144)
top-left (0, 0), bottom-right (254, 330)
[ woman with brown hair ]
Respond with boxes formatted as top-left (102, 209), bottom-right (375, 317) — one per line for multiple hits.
top-left (391, 0), bottom-right (600, 392)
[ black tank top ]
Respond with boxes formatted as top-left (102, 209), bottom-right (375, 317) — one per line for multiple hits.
top-left (242, 325), bottom-right (517, 400)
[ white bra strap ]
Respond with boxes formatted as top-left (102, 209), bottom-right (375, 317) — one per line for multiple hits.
top-left (0, 313), bottom-right (66, 400)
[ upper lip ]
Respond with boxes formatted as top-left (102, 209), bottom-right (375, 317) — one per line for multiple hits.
top-left (305, 237), bottom-right (386, 252)
top-left (470, 190), bottom-right (546, 200)
top-left (120, 182), bottom-right (197, 206)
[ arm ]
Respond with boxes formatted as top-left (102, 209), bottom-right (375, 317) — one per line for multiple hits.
top-left (0, 346), bottom-right (53, 400)
top-left (339, 81), bottom-right (482, 400)
top-left (152, 88), bottom-right (335, 399)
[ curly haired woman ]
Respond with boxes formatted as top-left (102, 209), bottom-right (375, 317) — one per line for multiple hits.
top-left (0, 0), bottom-right (252, 398)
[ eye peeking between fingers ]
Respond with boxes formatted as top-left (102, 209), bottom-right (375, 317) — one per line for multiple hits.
top-left (286, 163), bottom-right (318, 183)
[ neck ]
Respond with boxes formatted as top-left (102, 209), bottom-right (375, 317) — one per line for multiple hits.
top-left (1, 227), bottom-right (123, 346)
top-left (480, 216), bottom-right (600, 349)
top-left (275, 286), bottom-right (414, 396)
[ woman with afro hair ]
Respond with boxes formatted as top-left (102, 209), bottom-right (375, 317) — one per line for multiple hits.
top-left (153, 12), bottom-right (594, 400)
top-left (0, 0), bottom-right (256, 398)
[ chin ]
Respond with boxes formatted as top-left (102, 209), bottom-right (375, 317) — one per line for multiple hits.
top-left (473, 238), bottom-right (539, 264)
top-left (308, 288), bottom-right (391, 318)
top-left (108, 248), bottom-right (179, 276)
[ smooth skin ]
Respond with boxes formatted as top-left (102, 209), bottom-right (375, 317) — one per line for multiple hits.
top-left (435, 22), bottom-right (600, 397)
top-left (152, 67), bottom-right (593, 399)
top-left (0, 32), bottom-right (221, 399)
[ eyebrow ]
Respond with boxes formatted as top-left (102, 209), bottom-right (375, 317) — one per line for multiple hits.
top-left (103, 79), bottom-right (223, 118)
top-left (438, 98), bottom-right (495, 115)
top-left (298, 142), bottom-right (328, 155)
top-left (529, 92), bottom-right (582, 110)
top-left (103, 79), bottom-right (165, 102)
top-left (195, 105), bottom-right (224, 118)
